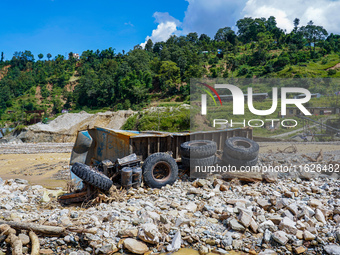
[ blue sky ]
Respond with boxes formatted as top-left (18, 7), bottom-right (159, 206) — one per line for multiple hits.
top-left (1, 0), bottom-right (340, 60)
top-left (0, 0), bottom-right (188, 59)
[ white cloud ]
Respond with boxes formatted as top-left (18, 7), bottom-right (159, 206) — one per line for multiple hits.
top-left (141, 0), bottom-right (340, 46)
top-left (140, 12), bottom-right (181, 48)
top-left (242, 0), bottom-right (340, 33)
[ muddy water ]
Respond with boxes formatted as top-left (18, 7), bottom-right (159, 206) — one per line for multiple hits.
top-left (0, 153), bottom-right (70, 189)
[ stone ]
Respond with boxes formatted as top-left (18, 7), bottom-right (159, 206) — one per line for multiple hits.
top-left (59, 215), bottom-right (72, 227)
top-left (138, 223), bottom-right (160, 244)
top-left (222, 233), bottom-right (233, 246)
top-left (215, 248), bottom-right (228, 255)
top-left (309, 199), bottom-right (322, 208)
top-left (282, 210), bottom-right (294, 220)
top-left (185, 202), bottom-right (197, 212)
top-left (272, 231), bottom-right (288, 245)
top-left (300, 171), bottom-right (315, 180)
top-left (284, 191), bottom-right (294, 198)
top-left (324, 245), bottom-right (340, 255)
top-left (263, 172), bottom-right (278, 183)
top-left (294, 246), bottom-right (307, 254)
top-left (199, 245), bottom-right (209, 255)
top-left (302, 205), bottom-right (315, 217)
top-left (258, 249), bottom-right (277, 255)
top-left (311, 186), bottom-right (319, 193)
top-left (39, 249), bottom-right (54, 255)
top-left (160, 214), bottom-right (168, 224)
top-left (250, 218), bottom-right (258, 233)
top-left (287, 203), bottom-right (299, 215)
top-left (258, 220), bottom-right (277, 233)
top-left (268, 215), bottom-right (283, 225)
top-left (119, 228), bottom-right (138, 237)
top-left (196, 179), bottom-right (207, 187)
top-left (264, 229), bottom-right (272, 243)
top-left (229, 218), bottom-right (245, 231)
top-left (291, 187), bottom-right (299, 192)
top-left (296, 230), bottom-right (304, 240)
top-left (306, 227), bottom-right (317, 234)
top-left (238, 210), bottom-right (252, 227)
top-left (124, 238), bottom-right (149, 254)
top-left (257, 199), bottom-right (271, 210)
top-left (98, 244), bottom-right (118, 254)
top-left (167, 231), bottom-right (181, 252)
top-left (276, 198), bottom-right (290, 210)
top-left (279, 217), bottom-right (297, 235)
top-left (232, 240), bottom-right (242, 250)
top-left (206, 239), bottom-right (216, 245)
top-left (146, 211), bottom-right (160, 222)
top-left (315, 209), bottom-right (327, 224)
top-left (18, 233), bottom-right (30, 245)
top-left (304, 230), bottom-right (316, 241)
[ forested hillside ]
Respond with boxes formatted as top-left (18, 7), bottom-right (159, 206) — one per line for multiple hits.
top-left (1, 16), bottom-right (340, 126)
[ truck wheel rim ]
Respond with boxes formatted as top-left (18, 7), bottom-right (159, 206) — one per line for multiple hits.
top-left (152, 161), bottom-right (171, 182)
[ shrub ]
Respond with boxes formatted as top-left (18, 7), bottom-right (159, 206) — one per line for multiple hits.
top-left (328, 69), bottom-right (337, 76)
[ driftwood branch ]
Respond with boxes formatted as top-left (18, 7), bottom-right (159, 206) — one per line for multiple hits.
top-left (302, 149), bottom-right (323, 163)
top-left (0, 221), bottom-right (96, 236)
top-left (302, 154), bottom-right (317, 162)
top-left (29, 231), bottom-right (40, 255)
top-left (7, 234), bottom-right (23, 255)
top-left (316, 149), bottom-right (323, 162)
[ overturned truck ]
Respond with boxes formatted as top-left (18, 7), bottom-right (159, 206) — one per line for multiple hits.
top-left (59, 126), bottom-right (258, 203)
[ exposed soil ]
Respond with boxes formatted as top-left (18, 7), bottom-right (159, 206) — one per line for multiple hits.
top-left (326, 62), bottom-right (340, 70)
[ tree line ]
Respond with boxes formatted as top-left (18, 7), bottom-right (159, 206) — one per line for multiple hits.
top-left (0, 16), bottom-right (340, 120)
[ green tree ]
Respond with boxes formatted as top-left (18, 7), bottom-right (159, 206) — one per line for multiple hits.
top-left (47, 53), bottom-right (52, 61)
top-left (236, 17), bottom-right (266, 43)
top-left (293, 18), bottom-right (300, 31)
top-left (300, 20), bottom-right (328, 56)
top-left (214, 27), bottom-right (236, 45)
top-left (186, 32), bottom-right (198, 44)
top-left (145, 39), bottom-right (154, 52)
top-left (0, 52), bottom-right (3, 62)
top-left (38, 53), bottom-right (44, 60)
top-left (157, 61), bottom-right (181, 95)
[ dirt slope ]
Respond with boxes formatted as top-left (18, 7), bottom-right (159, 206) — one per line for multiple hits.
top-left (6, 110), bottom-right (136, 143)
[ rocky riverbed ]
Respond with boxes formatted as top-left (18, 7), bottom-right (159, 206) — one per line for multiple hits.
top-left (0, 142), bottom-right (340, 254)
top-left (0, 169), bottom-right (339, 255)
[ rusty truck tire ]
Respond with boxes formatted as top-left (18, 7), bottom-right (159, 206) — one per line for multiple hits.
top-left (142, 153), bottom-right (178, 189)
top-left (224, 137), bottom-right (259, 161)
top-left (181, 155), bottom-right (217, 169)
top-left (180, 140), bottom-right (217, 158)
top-left (222, 153), bottom-right (258, 169)
top-left (71, 162), bottom-right (113, 191)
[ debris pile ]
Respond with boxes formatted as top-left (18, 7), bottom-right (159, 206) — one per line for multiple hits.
top-left (3, 110), bottom-right (135, 143)
top-left (0, 167), bottom-right (339, 255)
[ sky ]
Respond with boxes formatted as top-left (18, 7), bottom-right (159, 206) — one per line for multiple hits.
top-left (1, 0), bottom-right (340, 60)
